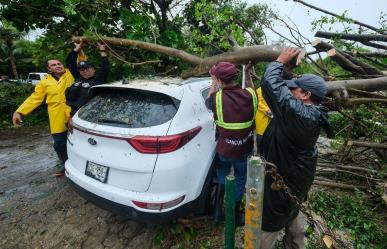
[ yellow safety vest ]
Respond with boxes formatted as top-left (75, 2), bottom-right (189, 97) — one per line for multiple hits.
top-left (215, 87), bottom-right (258, 130)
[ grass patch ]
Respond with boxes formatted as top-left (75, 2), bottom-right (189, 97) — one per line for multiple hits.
top-left (309, 190), bottom-right (386, 249)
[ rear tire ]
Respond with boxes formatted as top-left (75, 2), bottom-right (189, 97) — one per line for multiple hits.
top-left (195, 154), bottom-right (218, 215)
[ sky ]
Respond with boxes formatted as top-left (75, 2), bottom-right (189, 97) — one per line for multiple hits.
top-left (246, 0), bottom-right (387, 45)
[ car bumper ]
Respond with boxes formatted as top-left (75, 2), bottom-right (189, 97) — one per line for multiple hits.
top-left (65, 161), bottom-right (197, 222)
top-left (67, 179), bottom-right (198, 223)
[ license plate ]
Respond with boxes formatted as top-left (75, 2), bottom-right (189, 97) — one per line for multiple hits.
top-left (85, 161), bottom-right (109, 183)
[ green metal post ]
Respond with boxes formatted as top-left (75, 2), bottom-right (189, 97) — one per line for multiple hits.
top-left (225, 175), bottom-right (235, 249)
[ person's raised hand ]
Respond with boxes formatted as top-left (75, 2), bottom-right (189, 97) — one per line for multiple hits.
top-left (276, 47), bottom-right (300, 65)
top-left (97, 42), bottom-right (107, 52)
top-left (244, 61), bottom-right (254, 72)
top-left (265, 109), bottom-right (273, 118)
top-left (74, 40), bottom-right (85, 52)
top-left (12, 112), bottom-right (23, 126)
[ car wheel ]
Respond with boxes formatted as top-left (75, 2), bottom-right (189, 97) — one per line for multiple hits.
top-left (195, 155), bottom-right (218, 215)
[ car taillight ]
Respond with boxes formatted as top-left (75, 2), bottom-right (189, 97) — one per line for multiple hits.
top-left (132, 195), bottom-right (185, 211)
top-left (128, 126), bottom-right (201, 154)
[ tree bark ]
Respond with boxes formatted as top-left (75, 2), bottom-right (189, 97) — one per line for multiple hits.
top-left (73, 36), bottom-right (203, 65)
top-left (317, 162), bottom-right (381, 175)
top-left (313, 40), bottom-right (384, 76)
top-left (313, 180), bottom-right (364, 190)
top-left (347, 140), bottom-right (387, 150)
top-left (9, 55), bottom-right (19, 80)
top-left (4, 36), bottom-right (19, 80)
top-left (360, 41), bottom-right (387, 51)
top-left (326, 76), bottom-right (387, 94)
top-left (340, 52), bottom-right (384, 76)
top-left (345, 98), bottom-right (387, 105)
top-left (347, 88), bottom-right (387, 99)
top-left (73, 35), bottom-right (387, 94)
top-left (73, 35), bottom-right (306, 78)
top-left (327, 48), bottom-right (367, 75)
top-left (352, 51), bottom-right (387, 58)
top-left (311, 39), bottom-right (334, 51)
top-left (315, 31), bottom-right (387, 43)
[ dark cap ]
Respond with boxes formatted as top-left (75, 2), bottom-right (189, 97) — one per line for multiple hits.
top-left (210, 62), bottom-right (239, 82)
top-left (285, 74), bottom-right (327, 98)
top-left (77, 61), bottom-right (93, 70)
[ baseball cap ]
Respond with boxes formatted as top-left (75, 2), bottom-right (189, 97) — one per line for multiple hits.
top-left (210, 62), bottom-right (239, 82)
top-left (77, 61), bottom-right (93, 70)
top-left (285, 74), bottom-right (327, 98)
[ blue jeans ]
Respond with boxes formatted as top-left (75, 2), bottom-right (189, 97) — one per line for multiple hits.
top-left (217, 154), bottom-right (248, 201)
top-left (52, 131), bottom-right (68, 163)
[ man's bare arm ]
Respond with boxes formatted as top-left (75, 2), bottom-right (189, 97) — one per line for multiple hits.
top-left (244, 61), bottom-right (255, 90)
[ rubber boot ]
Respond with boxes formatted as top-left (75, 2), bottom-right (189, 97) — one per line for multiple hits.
top-left (213, 183), bottom-right (225, 223)
top-left (235, 200), bottom-right (245, 227)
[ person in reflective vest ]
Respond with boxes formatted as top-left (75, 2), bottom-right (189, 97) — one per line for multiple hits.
top-left (206, 61), bottom-right (257, 226)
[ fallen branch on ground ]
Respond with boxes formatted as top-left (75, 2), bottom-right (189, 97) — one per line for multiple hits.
top-left (314, 180), bottom-right (364, 190)
top-left (347, 140), bottom-right (387, 150)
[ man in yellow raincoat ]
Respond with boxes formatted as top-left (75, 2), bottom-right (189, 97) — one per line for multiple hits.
top-left (12, 59), bottom-right (74, 176)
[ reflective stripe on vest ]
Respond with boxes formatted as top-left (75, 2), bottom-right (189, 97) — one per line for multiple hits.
top-left (215, 87), bottom-right (258, 130)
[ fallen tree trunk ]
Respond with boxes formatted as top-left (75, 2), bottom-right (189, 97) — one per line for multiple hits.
top-left (313, 40), bottom-right (384, 76)
top-left (313, 180), bottom-right (364, 190)
top-left (347, 88), bottom-right (387, 99)
top-left (345, 98), bottom-right (387, 105)
top-left (312, 39), bottom-right (334, 51)
top-left (339, 52), bottom-right (385, 76)
top-left (315, 31), bottom-right (387, 43)
top-left (73, 36), bottom-right (387, 93)
top-left (359, 41), bottom-right (387, 51)
top-left (352, 51), bottom-right (387, 58)
top-left (317, 162), bottom-right (381, 174)
top-left (326, 76), bottom-right (387, 94)
top-left (316, 168), bottom-right (383, 181)
top-left (73, 35), bottom-right (306, 78)
top-left (327, 49), bottom-right (367, 75)
top-left (347, 140), bottom-right (387, 150)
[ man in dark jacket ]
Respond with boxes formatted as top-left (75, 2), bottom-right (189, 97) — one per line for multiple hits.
top-left (65, 41), bottom-right (109, 117)
top-left (206, 61), bottom-right (257, 226)
top-left (260, 48), bottom-right (333, 249)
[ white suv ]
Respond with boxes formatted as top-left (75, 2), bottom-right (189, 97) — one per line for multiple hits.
top-left (27, 72), bottom-right (47, 85)
top-left (65, 77), bottom-right (217, 222)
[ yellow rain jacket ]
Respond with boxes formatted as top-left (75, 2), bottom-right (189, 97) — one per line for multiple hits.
top-left (16, 70), bottom-right (74, 134)
top-left (255, 87), bottom-right (271, 135)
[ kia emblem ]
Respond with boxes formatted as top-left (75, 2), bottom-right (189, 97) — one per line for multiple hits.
top-left (88, 137), bottom-right (97, 145)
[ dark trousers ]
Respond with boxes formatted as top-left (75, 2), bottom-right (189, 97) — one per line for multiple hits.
top-left (52, 131), bottom-right (68, 163)
top-left (217, 154), bottom-right (248, 201)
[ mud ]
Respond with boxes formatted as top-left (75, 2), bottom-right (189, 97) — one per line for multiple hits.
top-left (0, 127), bottom-right (160, 249)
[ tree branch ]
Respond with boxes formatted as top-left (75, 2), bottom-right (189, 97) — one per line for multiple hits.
top-left (315, 31), bottom-right (387, 43)
top-left (293, 0), bottom-right (386, 34)
top-left (326, 76), bottom-right (387, 94)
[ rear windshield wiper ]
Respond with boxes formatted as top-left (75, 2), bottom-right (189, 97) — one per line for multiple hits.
top-left (97, 118), bottom-right (131, 125)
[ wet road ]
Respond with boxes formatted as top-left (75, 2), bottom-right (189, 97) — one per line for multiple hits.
top-left (0, 127), bottom-right (159, 249)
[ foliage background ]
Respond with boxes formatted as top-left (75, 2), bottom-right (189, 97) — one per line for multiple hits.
top-left (0, 82), bottom-right (47, 127)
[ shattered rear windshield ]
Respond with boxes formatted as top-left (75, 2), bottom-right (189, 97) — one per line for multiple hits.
top-left (77, 88), bottom-right (180, 128)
